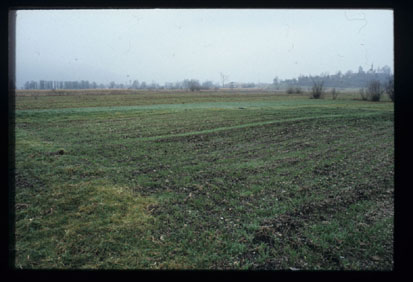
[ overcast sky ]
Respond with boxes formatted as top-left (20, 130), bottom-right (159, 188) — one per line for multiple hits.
top-left (15, 9), bottom-right (393, 87)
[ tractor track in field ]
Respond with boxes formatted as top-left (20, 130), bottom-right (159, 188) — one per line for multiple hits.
top-left (140, 112), bottom-right (386, 142)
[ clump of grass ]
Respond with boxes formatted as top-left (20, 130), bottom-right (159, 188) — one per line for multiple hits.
top-left (15, 181), bottom-right (159, 269)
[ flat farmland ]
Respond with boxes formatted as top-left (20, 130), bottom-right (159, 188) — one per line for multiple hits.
top-left (14, 90), bottom-right (394, 270)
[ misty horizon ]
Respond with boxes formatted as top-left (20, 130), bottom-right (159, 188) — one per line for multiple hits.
top-left (16, 9), bottom-right (394, 89)
top-left (19, 64), bottom-right (393, 88)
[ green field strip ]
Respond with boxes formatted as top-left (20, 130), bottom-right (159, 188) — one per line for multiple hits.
top-left (15, 99), bottom-right (360, 116)
top-left (138, 111), bottom-right (385, 142)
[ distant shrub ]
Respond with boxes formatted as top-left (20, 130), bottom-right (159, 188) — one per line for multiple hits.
top-left (331, 88), bottom-right (338, 100)
top-left (295, 87), bottom-right (302, 94)
top-left (287, 86), bottom-right (303, 94)
top-left (311, 80), bottom-right (324, 99)
top-left (366, 80), bottom-right (383, 102)
top-left (286, 86), bottom-right (295, 94)
top-left (384, 77), bottom-right (394, 102)
top-left (359, 88), bottom-right (368, 101)
top-left (188, 80), bottom-right (201, 92)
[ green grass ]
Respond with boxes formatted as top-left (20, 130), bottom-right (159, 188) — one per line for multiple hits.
top-left (14, 90), bottom-right (394, 270)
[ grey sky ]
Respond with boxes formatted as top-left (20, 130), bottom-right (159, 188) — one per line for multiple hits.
top-left (16, 9), bottom-right (393, 87)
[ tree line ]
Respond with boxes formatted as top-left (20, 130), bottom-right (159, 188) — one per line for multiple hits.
top-left (22, 79), bottom-right (219, 91)
top-left (23, 80), bottom-right (105, 90)
top-left (22, 65), bottom-right (393, 91)
top-left (276, 65), bottom-right (393, 89)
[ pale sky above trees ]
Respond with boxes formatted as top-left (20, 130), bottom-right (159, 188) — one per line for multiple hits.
top-left (16, 9), bottom-right (393, 87)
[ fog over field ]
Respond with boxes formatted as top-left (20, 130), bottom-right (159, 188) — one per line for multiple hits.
top-left (16, 9), bottom-right (393, 88)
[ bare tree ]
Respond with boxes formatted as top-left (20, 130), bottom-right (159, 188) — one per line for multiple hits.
top-left (310, 77), bottom-right (324, 99)
top-left (188, 79), bottom-right (201, 92)
top-left (201, 80), bottom-right (214, 90)
top-left (131, 80), bottom-right (140, 89)
top-left (220, 73), bottom-right (229, 88)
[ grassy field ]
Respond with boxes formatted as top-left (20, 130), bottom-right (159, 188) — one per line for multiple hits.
top-left (14, 90), bottom-right (394, 270)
